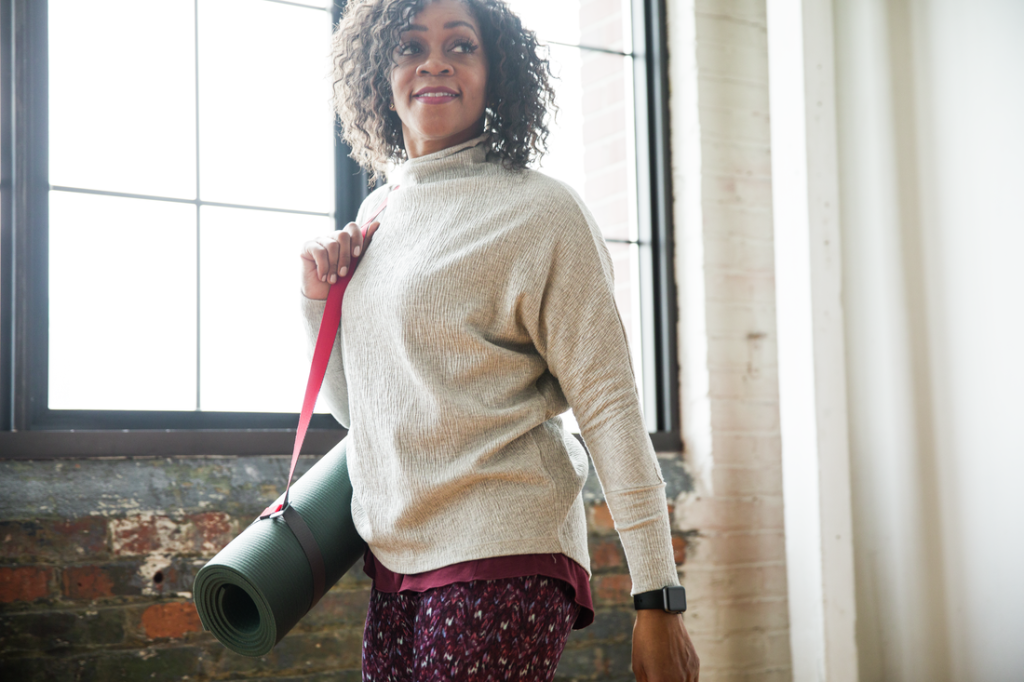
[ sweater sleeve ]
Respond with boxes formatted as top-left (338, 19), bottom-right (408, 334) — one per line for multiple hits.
top-left (296, 185), bottom-right (391, 429)
top-left (527, 186), bottom-right (680, 596)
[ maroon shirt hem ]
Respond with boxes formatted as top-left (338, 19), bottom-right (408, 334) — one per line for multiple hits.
top-left (362, 548), bottom-right (595, 630)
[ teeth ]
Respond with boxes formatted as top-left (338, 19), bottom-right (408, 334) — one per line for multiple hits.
top-left (418, 92), bottom-right (456, 97)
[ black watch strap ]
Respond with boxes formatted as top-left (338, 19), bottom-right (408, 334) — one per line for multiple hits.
top-left (633, 586), bottom-right (687, 613)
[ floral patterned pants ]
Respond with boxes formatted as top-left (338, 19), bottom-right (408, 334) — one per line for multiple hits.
top-left (362, 575), bottom-right (580, 681)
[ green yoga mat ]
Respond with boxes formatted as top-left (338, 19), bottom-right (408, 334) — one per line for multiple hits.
top-left (193, 438), bottom-right (366, 656)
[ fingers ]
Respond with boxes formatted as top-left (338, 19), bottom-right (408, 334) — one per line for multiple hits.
top-left (334, 229), bottom-right (352, 280)
top-left (349, 221), bottom-right (364, 261)
top-left (301, 220), bottom-right (382, 286)
top-left (341, 220), bottom-right (380, 272)
top-left (365, 221), bottom-right (381, 245)
top-left (300, 237), bottom-right (336, 284)
top-left (335, 221), bottom-right (380, 279)
top-left (321, 222), bottom-right (356, 284)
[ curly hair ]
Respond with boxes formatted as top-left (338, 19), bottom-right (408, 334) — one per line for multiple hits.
top-left (331, 0), bottom-right (556, 181)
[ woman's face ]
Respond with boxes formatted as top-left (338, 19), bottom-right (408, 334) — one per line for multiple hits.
top-left (389, 0), bottom-right (488, 159)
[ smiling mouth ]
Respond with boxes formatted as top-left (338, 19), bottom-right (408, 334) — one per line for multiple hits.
top-left (414, 89), bottom-right (460, 104)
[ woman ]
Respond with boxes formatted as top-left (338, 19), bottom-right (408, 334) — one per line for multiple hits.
top-left (300, 0), bottom-right (699, 679)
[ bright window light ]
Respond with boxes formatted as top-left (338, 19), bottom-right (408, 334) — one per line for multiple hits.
top-left (46, 0), bottom-right (646, 429)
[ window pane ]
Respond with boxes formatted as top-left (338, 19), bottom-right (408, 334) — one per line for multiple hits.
top-left (198, 0), bottom-right (334, 212)
top-left (506, 0), bottom-right (631, 52)
top-left (48, 192), bottom-right (197, 410)
top-left (579, 50), bottom-right (636, 242)
top-left (539, 46), bottom-right (636, 242)
top-left (506, 0), bottom-right (580, 47)
top-left (49, 0), bottom-right (196, 198)
top-left (608, 241), bottom-right (644, 407)
top-left (199, 206), bottom-right (334, 413)
top-left (579, 0), bottom-right (632, 52)
top-left (537, 44), bottom-right (586, 199)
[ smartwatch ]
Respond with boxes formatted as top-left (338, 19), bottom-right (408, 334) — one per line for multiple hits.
top-left (633, 585), bottom-right (687, 614)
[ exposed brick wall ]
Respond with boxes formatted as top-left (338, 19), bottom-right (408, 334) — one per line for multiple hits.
top-left (668, 0), bottom-right (793, 680)
top-left (0, 456), bottom-right (368, 681)
top-left (0, 455), bottom-right (692, 681)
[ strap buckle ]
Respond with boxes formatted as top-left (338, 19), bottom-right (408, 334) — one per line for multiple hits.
top-left (256, 499), bottom-right (289, 522)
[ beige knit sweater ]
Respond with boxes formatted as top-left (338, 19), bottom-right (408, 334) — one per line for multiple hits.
top-left (300, 134), bottom-right (679, 595)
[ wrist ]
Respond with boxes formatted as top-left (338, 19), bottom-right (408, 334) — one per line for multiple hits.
top-left (633, 585), bottom-right (687, 614)
top-left (301, 287), bottom-right (329, 301)
top-left (635, 608), bottom-right (679, 620)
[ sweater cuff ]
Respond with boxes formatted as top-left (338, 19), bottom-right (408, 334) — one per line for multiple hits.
top-left (604, 482), bottom-right (681, 595)
top-left (300, 294), bottom-right (329, 340)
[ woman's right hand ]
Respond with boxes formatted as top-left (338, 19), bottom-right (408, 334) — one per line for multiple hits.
top-left (299, 220), bottom-right (381, 300)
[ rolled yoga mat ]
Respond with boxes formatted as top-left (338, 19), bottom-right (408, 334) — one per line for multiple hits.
top-left (193, 438), bottom-right (367, 656)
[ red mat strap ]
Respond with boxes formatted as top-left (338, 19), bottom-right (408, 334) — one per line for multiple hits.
top-left (259, 187), bottom-right (396, 520)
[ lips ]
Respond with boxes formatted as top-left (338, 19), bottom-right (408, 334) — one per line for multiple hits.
top-left (413, 86), bottom-right (459, 104)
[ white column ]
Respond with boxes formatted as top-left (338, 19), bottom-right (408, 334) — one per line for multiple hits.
top-left (765, 1), bottom-right (859, 680)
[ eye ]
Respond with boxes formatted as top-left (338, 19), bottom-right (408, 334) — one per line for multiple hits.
top-left (451, 39), bottom-right (479, 54)
top-left (396, 41), bottom-right (421, 56)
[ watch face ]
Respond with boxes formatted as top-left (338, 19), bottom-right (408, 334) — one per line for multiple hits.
top-left (664, 586), bottom-right (687, 613)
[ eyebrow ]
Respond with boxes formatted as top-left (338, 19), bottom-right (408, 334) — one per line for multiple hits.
top-left (403, 21), bottom-right (479, 35)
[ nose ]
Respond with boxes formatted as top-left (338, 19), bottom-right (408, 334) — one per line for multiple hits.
top-left (417, 50), bottom-right (453, 76)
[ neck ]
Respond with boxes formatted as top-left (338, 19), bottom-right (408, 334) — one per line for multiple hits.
top-left (402, 119), bottom-right (486, 159)
top-left (389, 131), bottom-right (492, 188)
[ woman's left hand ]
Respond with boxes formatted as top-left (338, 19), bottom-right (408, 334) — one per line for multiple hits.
top-left (632, 610), bottom-right (700, 681)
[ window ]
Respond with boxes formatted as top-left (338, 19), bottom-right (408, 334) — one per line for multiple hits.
top-left (0, 0), bottom-right (678, 455)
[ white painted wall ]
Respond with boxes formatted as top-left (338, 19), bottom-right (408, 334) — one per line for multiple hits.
top-left (834, 1), bottom-right (1024, 680)
top-left (667, 1), bottom-right (794, 677)
top-left (766, 1), bottom-right (859, 679)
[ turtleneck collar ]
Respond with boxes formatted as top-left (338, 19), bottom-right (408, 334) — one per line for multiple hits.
top-left (389, 133), bottom-right (493, 187)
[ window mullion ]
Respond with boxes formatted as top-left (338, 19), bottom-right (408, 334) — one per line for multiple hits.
top-left (645, 0), bottom-right (679, 441)
top-left (194, 0), bottom-right (202, 412)
top-left (11, 0), bottom-right (50, 431)
top-left (1, 0), bottom-right (15, 431)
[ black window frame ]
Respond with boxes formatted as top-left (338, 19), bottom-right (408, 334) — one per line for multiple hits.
top-left (0, 0), bottom-right (678, 458)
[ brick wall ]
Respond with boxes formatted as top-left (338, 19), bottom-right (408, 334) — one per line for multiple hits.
top-left (0, 454), bottom-right (692, 681)
top-left (0, 456), bottom-right (367, 681)
top-left (668, 0), bottom-right (793, 680)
